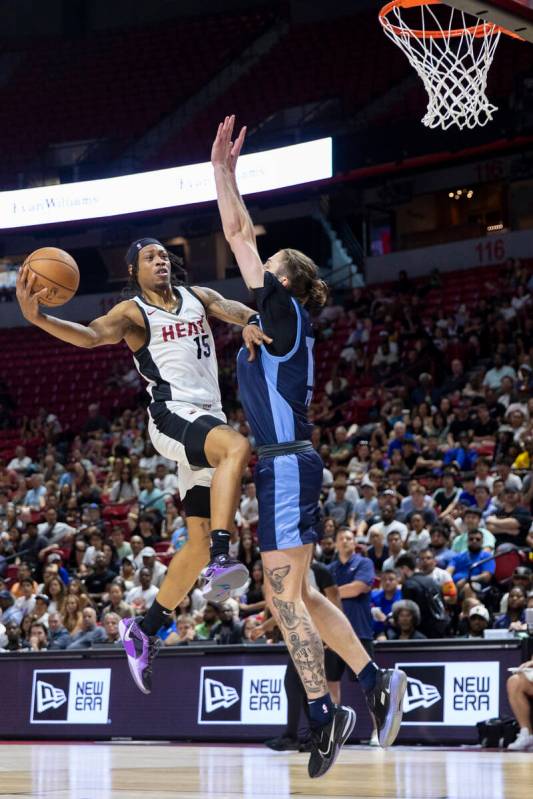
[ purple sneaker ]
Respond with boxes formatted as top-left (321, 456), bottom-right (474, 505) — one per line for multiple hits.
top-left (119, 617), bottom-right (161, 695)
top-left (201, 555), bottom-right (250, 602)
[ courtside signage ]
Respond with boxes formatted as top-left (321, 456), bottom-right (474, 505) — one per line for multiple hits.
top-left (30, 669), bottom-right (111, 724)
top-left (198, 665), bottom-right (287, 725)
top-left (0, 138), bottom-right (332, 230)
top-left (396, 661), bottom-right (499, 726)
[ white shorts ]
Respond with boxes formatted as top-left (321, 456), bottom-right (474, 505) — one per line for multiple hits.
top-left (147, 401), bottom-right (226, 499)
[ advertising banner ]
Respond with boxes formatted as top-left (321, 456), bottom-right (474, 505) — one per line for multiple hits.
top-left (198, 665), bottom-right (287, 725)
top-left (30, 668), bottom-right (111, 725)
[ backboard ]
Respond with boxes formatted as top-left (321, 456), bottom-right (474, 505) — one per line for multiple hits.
top-left (442, 0), bottom-right (533, 42)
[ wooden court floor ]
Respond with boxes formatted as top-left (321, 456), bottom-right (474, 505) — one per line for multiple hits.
top-left (0, 742), bottom-right (531, 799)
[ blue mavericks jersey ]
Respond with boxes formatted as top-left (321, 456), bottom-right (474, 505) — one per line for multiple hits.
top-left (237, 298), bottom-right (315, 447)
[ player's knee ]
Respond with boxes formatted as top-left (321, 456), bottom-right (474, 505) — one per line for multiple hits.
top-left (228, 433), bottom-right (251, 465)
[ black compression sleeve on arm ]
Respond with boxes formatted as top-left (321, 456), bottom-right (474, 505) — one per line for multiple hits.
top-left (253, 272), bottom-right (298, 357)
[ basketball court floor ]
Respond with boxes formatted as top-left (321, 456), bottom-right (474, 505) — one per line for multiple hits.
top-left (1, 743), bottom-right (531, 799)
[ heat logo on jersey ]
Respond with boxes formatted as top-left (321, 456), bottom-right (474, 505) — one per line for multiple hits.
top-left (161, 316), bottom-right (207, 342)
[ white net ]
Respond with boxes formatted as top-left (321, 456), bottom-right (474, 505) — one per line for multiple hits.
top-left (380, 2), bottom-right (502, 130)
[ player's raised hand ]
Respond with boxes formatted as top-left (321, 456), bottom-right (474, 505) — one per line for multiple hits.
top-left (242, 323), bottom-right (273, 362)
top-left (16, 264), bottom-right (48, 323)
top-left (211, 115), bottom-right (246, 174)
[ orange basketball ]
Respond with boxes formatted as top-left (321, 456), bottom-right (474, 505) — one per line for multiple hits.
top-left (23, 246), bottom-right (79, 307)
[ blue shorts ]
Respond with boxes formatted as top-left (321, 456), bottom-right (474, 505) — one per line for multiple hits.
top-left (255, 448), bottom-right (323, 552)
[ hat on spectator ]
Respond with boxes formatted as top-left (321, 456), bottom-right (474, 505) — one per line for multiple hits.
top-left (47, 553), bottom-right (62, 563)
top-left (469, 605), bottom-right (490, 622)
top-left (382, 489), bottom-right (397, 497)
top-left (35, 594), bottom-right (50, 605)
top-left (89, 503), bottom-right (99, 509)
top-left (0, 590), bottom-right (13, 601)
top-left (140, 547), bottom-right (156, 558)
top-left (360, 476), bottom-right (375, 489)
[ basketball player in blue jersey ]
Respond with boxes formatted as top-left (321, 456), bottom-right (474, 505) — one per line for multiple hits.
top-left (212, 116), bottom-right (407, 778)
top-left (16, 241), bottom-right (270, 694)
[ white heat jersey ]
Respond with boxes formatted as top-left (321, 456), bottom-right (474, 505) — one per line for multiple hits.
top-left (131, 288), bottom-right (222, 411)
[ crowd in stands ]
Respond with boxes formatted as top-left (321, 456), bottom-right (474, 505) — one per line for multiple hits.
top-left (0, 259), bottom-right (532, 653)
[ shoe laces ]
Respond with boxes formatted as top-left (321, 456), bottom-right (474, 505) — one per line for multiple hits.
top-left (144, 637), bottom-right (161, 677)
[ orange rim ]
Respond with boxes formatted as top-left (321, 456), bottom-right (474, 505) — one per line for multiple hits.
top-left (379, 0), bottom-right (524, 40)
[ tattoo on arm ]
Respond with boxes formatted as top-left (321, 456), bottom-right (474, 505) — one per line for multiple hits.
top-left (265, 565), bottom-right (291, 594)
top-left (197, 286), bottom-right (254, 326)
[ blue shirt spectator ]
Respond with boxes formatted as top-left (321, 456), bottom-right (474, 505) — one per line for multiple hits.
top-left (371, 571), bottom-right (402, 636)
top-left (329, 530), bottom-right (375, 641)
top-left (449, 547), bottom-right (495, 584)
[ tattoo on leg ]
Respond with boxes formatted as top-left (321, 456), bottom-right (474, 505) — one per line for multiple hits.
top-left (265, 565), bottom-right (291, 594)
top-left (272, 597), bottom-right (327, 695)
top-left (272, 597), bottom-right (298, 629)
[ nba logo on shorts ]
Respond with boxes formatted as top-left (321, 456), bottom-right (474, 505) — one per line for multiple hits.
top-left (199, 668), bottom-right (242, 723)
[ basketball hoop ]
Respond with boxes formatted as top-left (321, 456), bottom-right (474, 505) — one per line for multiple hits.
top-left (379, 0), bottom-right (524, 130)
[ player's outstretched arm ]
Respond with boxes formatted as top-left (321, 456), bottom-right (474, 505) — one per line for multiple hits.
top-left (16, 264), bottom-right (131, 348)
top-left (211, 115), bottom-right (265, 290)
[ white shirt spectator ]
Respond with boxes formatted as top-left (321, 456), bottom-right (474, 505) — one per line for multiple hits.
top-left (154, 473), bottom-right (179, 495)
top-left (426, 566), bottom-right (455, 590)
top-left (368, 519), bottom-right (409, 543)
top-left (327, 484), bottom-right (359, 505)
top-left (8, 455), bottom-right (32, 472)
top-left (405, 528), bottom-right (431, 554)
top-left (322, 468), bottom-right (334, 489)
top-left (126, 584), bottom-right (159, 611)
top-left (132, 559), bottom-right (168, 588)
top-left (483, 364), bottom-right (517, 389)
top-left (37, 520), bottom-right (76, 546)
top-left (14, 595), bottom-right (35, 617)
top-left (239, 495), bottom-right (259, 525)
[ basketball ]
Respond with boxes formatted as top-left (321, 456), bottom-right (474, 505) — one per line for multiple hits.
top-left (23, 247), bottom-right (79, 307)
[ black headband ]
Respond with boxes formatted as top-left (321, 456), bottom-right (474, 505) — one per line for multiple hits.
top-left (125, 238), bottom-right (164, 267)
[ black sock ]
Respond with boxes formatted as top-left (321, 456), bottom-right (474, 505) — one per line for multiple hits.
top-left (140, 599), bottom-right (173, 637)
top-left (210, 529), bottom-right (231, 559)
top-left (358, 660), bottom-right (379, 693)
top-left (308, 693), bottom-right (333, 729)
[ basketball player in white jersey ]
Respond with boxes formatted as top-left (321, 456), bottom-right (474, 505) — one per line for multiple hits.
top-left (16, 242), bottom-right (270, 693)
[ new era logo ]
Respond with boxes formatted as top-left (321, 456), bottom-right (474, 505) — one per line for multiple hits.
top-left (36, 680), bottom-right (67, 713)
top-left (204, 679), bottom-right (239, 713)
top-left (404, 677), bottom-right (441, 713)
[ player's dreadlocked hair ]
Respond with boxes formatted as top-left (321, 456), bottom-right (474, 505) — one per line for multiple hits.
top-left (122, 237), bottom-right (188, 298)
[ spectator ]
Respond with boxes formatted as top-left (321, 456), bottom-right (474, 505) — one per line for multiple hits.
top-left (14, 577), bottom-right (36, 618)
top-left (23, 474), bottom-right (47, 511)
top-left (102, 612), bottom-right (121, 644)
top-left (486, 487), bottom-right (532, 546)
top-left (366, 529), bottom-right (388, 573)
top-left (448, 530), bottom-right (495, 591)
top-left (461, 604), bottom-right (490, 639)
top-left (494, 586), bottom-right (527, 631)
top-left (483, 354), bottom-right (516, 390)
top-left (83, 403), bottom-right (110, 435)
top-left (371, 570), bottom-right (402, 639)
top-left (496, 459), bottom-right (523, 492)
top-left (429, 525), bottom-right (455, 569)
top-left (28, 621), bottom-right (49, 651)
top-left (499, 567), bottom-right (532, 614)
top-left (405, 512), bottom-right (431, 555)
top-left (210, 603), bottom-right (244, 644)
top-left (45, 576), bottom-right (66, 615)
top-left (139, 474), bottom-right (166, 516)
top-left (2, 592), bottom-right (26, 633)
top-left (353, 478), bottom-right (379, 522)
top-left (381, 530), bottom-right (405, 571)
top-left (120, 557), bottom-right (136, 591)
top-left (368, 502), bottom-right (408, 544)
top-left (396, 554), bottom-right (448, 637)
top-left (387, 600), bottom-right (427, 640)
top-left (32, 594), bottom-right (50, 628)
top-left (47, 611), bottom-right (71, 650)
top-left (67, 607), bottom-right (107, 649)
top-left (195, 602), bottom-right (220, 640)
top-left (130, 534), bottom-right (145, 568)
top-left (153, 463), bottom-right (179, 496)
top-left (472, 484), bottom-right (497, 521)
top-left (506, 659), bottom-right (533, 751)
top-left (0, 620), bottom-right (27, 652)
top-left (109, 465), bottom-right (140, 503)
top-left (451, 507), bottom-right (496, 553)
top-left (316, 533), bottom-right (337, 566)
top-left (110, 526), bottom-right (133, 560)
top-left (101, 581), bottom-right (133, 620)
top-left (84, 552), bottom-right (117, 602)
top-left (236, 530), bottom-right (261, 574)
top-left (63, 594), bottom-right (84, 635)
top-left (7, 446), bottom-right (32, 474)
top-left (327, 528), bottom-right (374, 704)
top-left (330, 426), bottom-right (353, 468)
top-left (417, 549), bottom-right (457, 608)
top-left (324, 481), bottom-right (355, 527)
top-left (133, 547), bottom-right (167, 588)
top-left (126, 567), bottom-right (159, 614)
